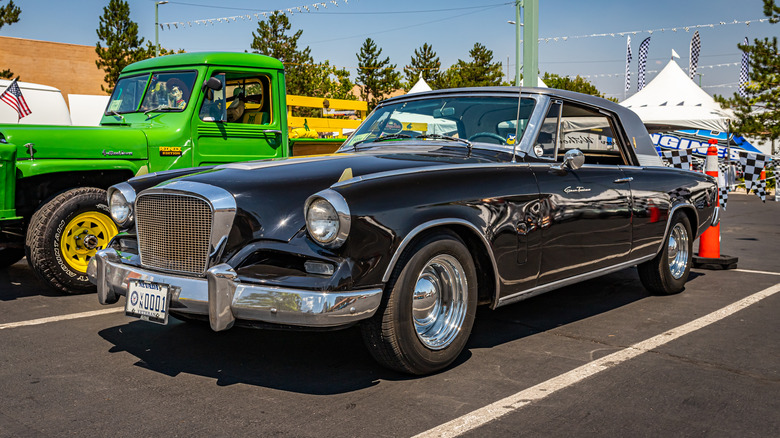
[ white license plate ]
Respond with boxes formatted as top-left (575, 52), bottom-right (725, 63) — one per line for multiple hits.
top-left (126, 280), bottom-right (170, 325)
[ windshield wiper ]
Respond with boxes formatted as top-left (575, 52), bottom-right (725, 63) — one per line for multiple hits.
top-left (416, 134), bottom-right (473, 154)
top-left (106, 110), bottom-right (125, 121)
top-left (351, 133), bottom-right (412, 148)
top-left (144, 106), bottom-right (179, 115)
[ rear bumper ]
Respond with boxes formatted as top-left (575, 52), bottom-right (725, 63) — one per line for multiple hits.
top-left (88, 248), bottom-right (382, 331)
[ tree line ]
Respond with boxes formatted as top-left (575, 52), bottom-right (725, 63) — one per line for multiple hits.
top-left (0, 0), bottom-right (776, 151)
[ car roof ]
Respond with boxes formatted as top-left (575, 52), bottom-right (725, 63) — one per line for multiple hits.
top-left (378, 87), bottom-right (661, 166)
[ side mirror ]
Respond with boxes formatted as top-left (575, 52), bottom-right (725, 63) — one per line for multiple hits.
top-left (203, 77), bottom-right (223, 91)
top-left (551, 149), bottom-right (585, 173)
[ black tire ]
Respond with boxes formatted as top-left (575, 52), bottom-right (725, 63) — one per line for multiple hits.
top-left (0, 247), bottom-right (24, 268)
top-left (638, 211), bottom-right (693, 295)
top-left (25, 187), bottom-right (118, 294)
top-left (361, 231), bottom-right (478, 375)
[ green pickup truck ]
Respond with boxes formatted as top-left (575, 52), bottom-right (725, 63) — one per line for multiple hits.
top-left (0, 52), bottom-right (348, 293)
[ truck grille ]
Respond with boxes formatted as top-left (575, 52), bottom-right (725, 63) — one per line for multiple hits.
top-left (136, 193), bottom-right (213, 276)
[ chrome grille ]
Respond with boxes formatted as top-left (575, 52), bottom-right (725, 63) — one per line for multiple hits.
top-left (136, 193), bottom-right (213, 276)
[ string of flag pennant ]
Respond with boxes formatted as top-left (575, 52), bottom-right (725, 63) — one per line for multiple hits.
top-left (659, 146), bottom-right (776, 205)
top-left (159, 0), bottom-right (354, 30)
top-left (526, 17), bottom-right (770, 44)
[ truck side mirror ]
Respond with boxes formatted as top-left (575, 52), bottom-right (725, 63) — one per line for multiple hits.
top-left (204, 77), bottom-right (223, 91)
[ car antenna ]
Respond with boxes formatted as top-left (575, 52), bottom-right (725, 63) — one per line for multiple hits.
top-left (511, 83), bottom-right (522, 163)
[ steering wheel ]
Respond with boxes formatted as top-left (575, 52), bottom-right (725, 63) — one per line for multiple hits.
top-left (467, 132), bottom-right (507, 145)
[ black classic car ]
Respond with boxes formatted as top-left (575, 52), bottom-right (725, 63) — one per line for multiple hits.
top-left (90, 87), bottom-right (718, 375)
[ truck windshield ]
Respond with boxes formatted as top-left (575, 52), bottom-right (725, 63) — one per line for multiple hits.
top-left (341, 96), bottom-right (537, 151)
top-left (106, 71), bottom-right (198, 114)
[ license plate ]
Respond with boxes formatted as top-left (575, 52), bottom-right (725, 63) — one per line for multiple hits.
top-left (126, 280), bottom-right (170, 325)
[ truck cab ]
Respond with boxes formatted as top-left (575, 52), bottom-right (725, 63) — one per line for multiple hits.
top-left (0, 52), bottom-right (300, 293)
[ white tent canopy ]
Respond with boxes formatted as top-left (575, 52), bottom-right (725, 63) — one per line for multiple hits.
top-left (620, 59), bottom-right (733, 132)
top-left (408, 75), bottom-right (432, 94)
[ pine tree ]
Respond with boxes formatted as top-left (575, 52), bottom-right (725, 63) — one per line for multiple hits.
top-left (250, 12), bottom-right (355, 115)
top-left (251, 12), bottom-right (313, 97)
top-left (1, 0), bottom-right (21, 79)
top-left (95, 0), bottom-right (147, 94)
top-left (441, 43), bottom-right (503, 89)
top-left (403, 43), bottom-right (441, 91)
top-left (715, 0), bottom-right (780, 155)
top-left (541, 73), bottom-right (617, 102)
top-left (356, 38), bottom-right (401, 111)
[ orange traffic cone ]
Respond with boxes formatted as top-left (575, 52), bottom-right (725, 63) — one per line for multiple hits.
top-left (693, 141), bottom-right (738, 269)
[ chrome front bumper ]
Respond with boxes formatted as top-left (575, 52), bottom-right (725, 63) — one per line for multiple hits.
top-left (88, 248), bottom-right (383, 331)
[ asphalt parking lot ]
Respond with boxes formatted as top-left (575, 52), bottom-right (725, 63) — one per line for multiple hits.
top-left (1, 192), bottom-right (778, 438)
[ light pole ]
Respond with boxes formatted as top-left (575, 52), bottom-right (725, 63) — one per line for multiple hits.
top-left (155, 1), bottom-right (169, 57)
top-left (508, 19), bottom-right (523, 86)
top-left (522, 0), bottom-right (538, 87)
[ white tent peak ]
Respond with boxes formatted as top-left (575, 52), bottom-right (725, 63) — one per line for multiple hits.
top-left (519, 77), bottom-right (548, 87)
top-left (620, 59), bottom-right (733, 131)
top-left (408, 74), bottom-right (432, 94)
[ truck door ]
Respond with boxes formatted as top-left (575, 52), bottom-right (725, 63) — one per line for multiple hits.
top-left (192, 69), bottom-right (287, 166)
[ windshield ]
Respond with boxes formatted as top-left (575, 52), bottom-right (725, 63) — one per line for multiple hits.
top-left (105, 71), bottom-right (198, 114)
top-left (341, 96), bottom-right (536, 150)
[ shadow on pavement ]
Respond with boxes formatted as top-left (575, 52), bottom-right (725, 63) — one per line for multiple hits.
top-left (97, 267), bottom-right (674, 394)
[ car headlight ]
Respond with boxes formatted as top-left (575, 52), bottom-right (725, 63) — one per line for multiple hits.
top-left (107, 182), bottom-right (136, 227)
top-left (305, 189), bottom-right (350, 249)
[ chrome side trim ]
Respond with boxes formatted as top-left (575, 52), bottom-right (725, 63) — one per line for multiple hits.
top-left (496, 254), bottom-right (656, 308)
top-left (333, 162), bottom-right (530, 189)
top-left (92, 249), bottom-right (383, 329)
top-left (381, 218), bottom-right (501, 298)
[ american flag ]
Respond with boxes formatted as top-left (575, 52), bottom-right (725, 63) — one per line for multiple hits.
top-left (0, 79), bottom-right (32, 120)
top-left (689, 31), bottom-right (701, 80)
top-left (739, 37), bottom-right (750, 98)
top-left (625, 36), bottom-right (632, 92)
top-left (638, 37), bottom-right (651, 91)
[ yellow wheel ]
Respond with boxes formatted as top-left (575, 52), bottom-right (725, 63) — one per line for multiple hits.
top-left (26, 187), bottom-right (117, 294)
top-left (59, 211), bottom-right (118, 273)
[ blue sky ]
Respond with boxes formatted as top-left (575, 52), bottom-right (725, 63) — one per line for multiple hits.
top-left (4, 0), bottom-right (777, 99)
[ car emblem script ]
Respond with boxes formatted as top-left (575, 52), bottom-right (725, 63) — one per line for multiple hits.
top-left (564, 186), bottom-right (591, 193)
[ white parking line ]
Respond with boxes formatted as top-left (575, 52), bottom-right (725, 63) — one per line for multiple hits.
top-left (415, 282), bottom-right (780, 438)
top-left (0, 308), bottom-right (124, 330)
top-left (734, 268), bottom-right (780, 276)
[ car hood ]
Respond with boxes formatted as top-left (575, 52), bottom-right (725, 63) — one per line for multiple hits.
top-left (0, 124), bottom-right (148, 161)
top-left (162, 145), bottom-right (498, 243)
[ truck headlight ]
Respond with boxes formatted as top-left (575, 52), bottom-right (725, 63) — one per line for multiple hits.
top-left (107, 183), bottom-right (136, 227)
top-left (305, 190), bottom-right (350, 249)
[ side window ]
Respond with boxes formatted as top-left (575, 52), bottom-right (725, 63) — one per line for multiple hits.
top-left (200, 71), bottom-right (272, 125)
top-left (533, 101), bottom-right (561, 159)
top-left (559, 103), bottom-right (626, 165)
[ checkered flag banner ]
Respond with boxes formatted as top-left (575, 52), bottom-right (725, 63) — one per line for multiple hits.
top-left (689, 31), bottom-right (701, 80)
top-left (717, 173), bottom-right (729, 210)
top-left (755, 177), bottom-right (767, 203)
top-left (625, 36), bottom-right (632, 92)
top-left (0, 78), bottom-right (32, 120)
top-left (738, 151), bottom-right (768, 202)
top-left (661, 148), bottom-right (692, 170)
top-left (638, 37), bottom-right (651, 91)
top-left (739, 37), bottom-right (750, 98)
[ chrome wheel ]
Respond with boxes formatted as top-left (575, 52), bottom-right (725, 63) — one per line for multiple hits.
top-left (412, 254), bottom-right (469, 350)
top-left (667, 222), bottom-right (689, 279)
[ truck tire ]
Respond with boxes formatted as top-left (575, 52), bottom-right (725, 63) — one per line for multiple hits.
top-left (26, 188), bottom-right (118, 294)
top-left (0, 248), bottom-right (25, 268)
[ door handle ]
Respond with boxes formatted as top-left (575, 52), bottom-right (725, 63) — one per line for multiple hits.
top-left (613, 177), bottom-right (633, 184)
top-left (262, 129), bottom-right (283, 135)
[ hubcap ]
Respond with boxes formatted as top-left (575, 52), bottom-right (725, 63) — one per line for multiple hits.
top-left (412, 254), bottom-right (468, 350)
top-left (59, 211), bottom-right (118, 273)
top-left (667, 223), bottom-right (689, 279)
